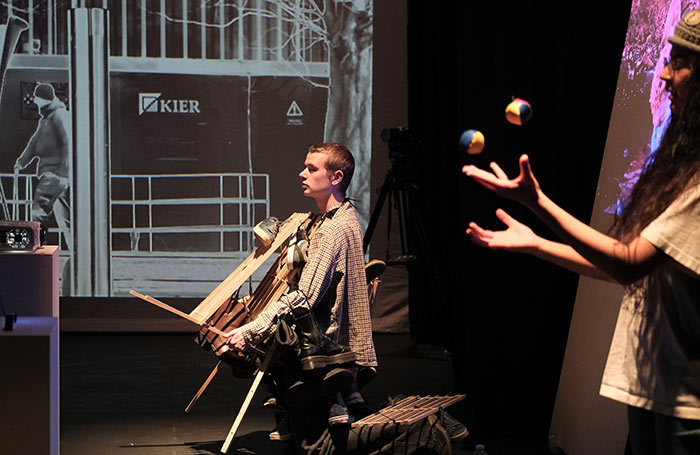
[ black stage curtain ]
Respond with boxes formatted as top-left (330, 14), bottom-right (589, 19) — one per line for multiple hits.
top-left (405, 1), bottom-right (632, 448)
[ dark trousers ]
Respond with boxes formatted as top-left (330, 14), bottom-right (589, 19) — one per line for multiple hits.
top-left (627, 406), bottom-right (700, 455)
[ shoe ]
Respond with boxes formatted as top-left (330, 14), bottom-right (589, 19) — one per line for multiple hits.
top-left (287, 238), bottom-right (309, 270)
top-left (356, 366), bottom-right (377, 390)
top-left (293, 239), bottom-right (309, 267)
top-left (365, 259), bottom-right (386, 283)
top-left (428, 414), bottom-right (452, 455)
top-left (284, 367), bottom-right (354, 408)
top-left (439, 410), bottom-right (468, 441)
top-left (254, 216), bottom-right (280, 248)
top-left (328, 403), bottom-right (351, 426)
top-left (293, 308), bottom-right (356, 370)
top-left (262, 396), bottom-right (285, 412)
top-left (269, 415), bottom-right (292, 441)
top-left (346, 400), bottom-right (376, 421)
top-left (322, 368), bottom-right (355, 395)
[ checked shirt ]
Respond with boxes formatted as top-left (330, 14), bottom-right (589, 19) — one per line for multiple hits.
top-left (239, 200), bottom-right (377, 367)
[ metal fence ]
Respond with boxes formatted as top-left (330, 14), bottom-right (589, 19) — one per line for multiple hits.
top-left (110, 172), bottom-right (269, 255)
top-left (2, 0), bottom-right (329, 69)
top-left (1, 170), bottom-right (269, 255)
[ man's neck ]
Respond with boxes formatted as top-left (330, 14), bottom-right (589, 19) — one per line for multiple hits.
top-left (315, 191), bottom-right (345, 213)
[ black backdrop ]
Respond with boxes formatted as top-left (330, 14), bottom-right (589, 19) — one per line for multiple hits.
top-left (404, 1), bottom-right (632, 450)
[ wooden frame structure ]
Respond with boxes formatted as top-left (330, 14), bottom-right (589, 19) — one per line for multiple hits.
top-left (131, 212), bottom-right (313, 454)
top-left (130, 212), bottom-right (396, 453)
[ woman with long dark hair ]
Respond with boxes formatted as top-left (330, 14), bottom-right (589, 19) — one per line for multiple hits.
top-left (463, 9), bottom-right (700, 455)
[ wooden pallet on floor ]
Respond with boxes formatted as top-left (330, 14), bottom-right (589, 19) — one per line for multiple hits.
top-left (352, 394), bottom-right (465, 427)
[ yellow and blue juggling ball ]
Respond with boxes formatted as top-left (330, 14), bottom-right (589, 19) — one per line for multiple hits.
top-left (459, 129), bottom-right (485, 155)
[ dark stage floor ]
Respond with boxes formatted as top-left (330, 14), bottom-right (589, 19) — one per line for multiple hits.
top-left (60, 332), bottom-right (475, 455)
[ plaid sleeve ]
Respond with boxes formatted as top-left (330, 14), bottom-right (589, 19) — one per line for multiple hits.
top-left (238, 224), bottom-right (340, 345)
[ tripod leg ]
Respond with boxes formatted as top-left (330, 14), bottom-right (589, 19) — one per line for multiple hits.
top-left (363, 170), bottom-right (394, 253)
top-left (404, 191), bottom-right (448, 304)
top-left (396, 186), bottom-right (409, 257)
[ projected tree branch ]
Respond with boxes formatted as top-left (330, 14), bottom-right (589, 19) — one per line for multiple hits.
top-left (151, 0), bottom-right (374, 224)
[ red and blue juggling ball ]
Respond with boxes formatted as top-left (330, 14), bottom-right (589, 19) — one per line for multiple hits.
top-left (505, 98), bottom-right (532, 125)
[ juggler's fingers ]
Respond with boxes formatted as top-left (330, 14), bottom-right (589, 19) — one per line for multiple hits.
top-left (495, 208), bottom-right (516, 226)
top-left (490, 162), bottom-right (508, 180)
top-left (519, 154), bottom-right (533, 178)
top-left (466, 227), bottom-right (490, 248)
top-left (467, 222), bottom-right (493, 241)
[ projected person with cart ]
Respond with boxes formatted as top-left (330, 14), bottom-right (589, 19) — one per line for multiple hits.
top-left (13, 83), bottom-right (72, 286)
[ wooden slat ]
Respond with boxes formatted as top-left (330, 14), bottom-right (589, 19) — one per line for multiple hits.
top-left (129, 290), bottom-right (228, 337)
top-left (189, 212), bottom-right (311, 324)
top-left (220, 342), bottom-right (278, 454)
top-left (185, 360), bottom-right (222, 413)
top-left (352, 395), bottom-right (466, 427)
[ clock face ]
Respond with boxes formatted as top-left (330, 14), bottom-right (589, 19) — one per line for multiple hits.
top-left (0, 221), bottom-right (41, 251)
top-left (5, 228), bottom-right (31, 248)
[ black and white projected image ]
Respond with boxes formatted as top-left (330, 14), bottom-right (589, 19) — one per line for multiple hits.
top-left (0, 1), bottom-right (373, 297)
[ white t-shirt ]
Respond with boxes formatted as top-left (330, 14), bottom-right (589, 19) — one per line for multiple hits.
top-left (600, 183), bottom-right (700, 419)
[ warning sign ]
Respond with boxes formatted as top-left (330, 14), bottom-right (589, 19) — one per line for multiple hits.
top-left (287, 100), bottom-right (303, 126)
top-left (287, 101), bottom-right (303, 116)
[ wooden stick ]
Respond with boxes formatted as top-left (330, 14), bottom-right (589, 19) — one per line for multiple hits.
top-left (129, 290), bottom-right (228, 338)
top-left (185, 360), bottom-right (222, 414)
top-left (190, 212), bottom-right (311, 324)
top-left (220, 342), bottom-right (277, 454)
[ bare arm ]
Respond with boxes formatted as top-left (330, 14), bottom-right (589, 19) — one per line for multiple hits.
top-left (530, 191), bottom-right (662, 285)
top-left (463, 155), bottom-right (663, 285)
top-left (533, 236), bottom-right (615, 282)
top-left (467, 208), bottom-right (614, 281)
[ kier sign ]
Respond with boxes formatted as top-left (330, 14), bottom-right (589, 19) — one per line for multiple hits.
top-left (139, 92), bottom-right (201, 115)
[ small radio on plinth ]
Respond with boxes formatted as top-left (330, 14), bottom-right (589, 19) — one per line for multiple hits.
top-left (0, 220), bottom-right (45, 251)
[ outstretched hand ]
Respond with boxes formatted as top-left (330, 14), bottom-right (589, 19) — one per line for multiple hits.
top-left (462, 154), bottom-right (541, 208)
top-left (466, 209), bottom-right (540, 253)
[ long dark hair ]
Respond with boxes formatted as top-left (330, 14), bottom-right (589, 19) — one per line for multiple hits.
top-left (610, 52), bottom-right (700, 242)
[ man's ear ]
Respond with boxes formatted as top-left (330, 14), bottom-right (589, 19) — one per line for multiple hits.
top-left (331, 169), bottom-right (344, 187)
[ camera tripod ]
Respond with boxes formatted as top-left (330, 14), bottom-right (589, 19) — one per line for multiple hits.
top-left (362, 129), bottom-right (448, 339)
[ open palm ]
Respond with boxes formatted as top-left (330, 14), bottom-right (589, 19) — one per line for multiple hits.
top-left (462, 154), bottom-right (541, 208)
top-left (466, 209), bottom-right (539, 252)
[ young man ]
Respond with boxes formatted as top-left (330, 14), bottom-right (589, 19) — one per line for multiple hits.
top-left (227, 143), bottom-right (376, 432)
top-left (226, 143), bottom-right (455, 454)
top-left (226, 142), bottom-right (376, 370)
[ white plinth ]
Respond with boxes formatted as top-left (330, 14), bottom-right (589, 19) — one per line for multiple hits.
top-left (0, 246), bottom-right (59, 317)
top-left (0, 316), bottom-right (59, 455)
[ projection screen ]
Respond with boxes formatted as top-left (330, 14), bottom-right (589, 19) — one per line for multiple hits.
top-left (0, 1), bottom-right (373, 298)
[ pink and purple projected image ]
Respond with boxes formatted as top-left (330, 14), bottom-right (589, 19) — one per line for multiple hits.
top-left (601, 0), bottom-right (700, 215)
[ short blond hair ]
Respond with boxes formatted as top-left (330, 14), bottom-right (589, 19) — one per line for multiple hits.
top-left (308, 142), bottom-right (355, 193)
